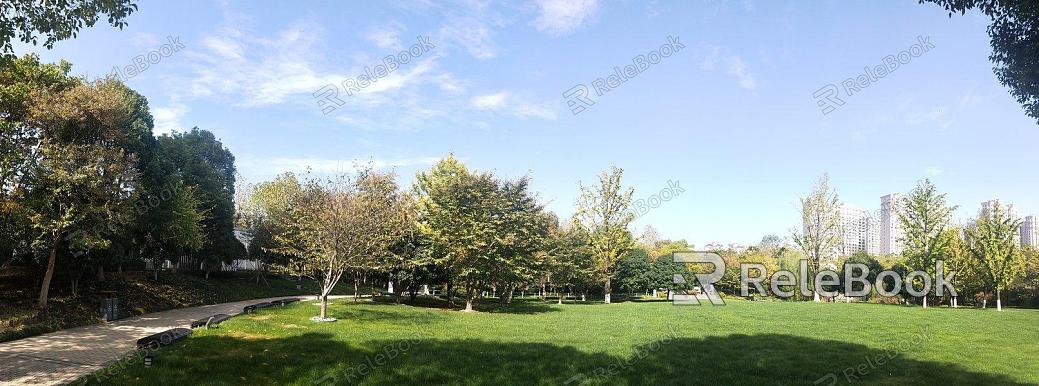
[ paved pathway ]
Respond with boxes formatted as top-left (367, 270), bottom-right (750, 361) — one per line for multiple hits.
top-left (0, 295), bottom-right (348, 385)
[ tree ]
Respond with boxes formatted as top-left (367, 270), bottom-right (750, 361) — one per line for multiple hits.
top-left (275, 169), bottom-right (410, 320)
top-left (839, 252), bottom-right (884, 301)
top-left (575, 166), bottom-right (636, 304)
top-left (791, 174), bottom-right (842, 302)
top-left (1, 0), bottom-right (138, 57)
top-left (639, 225), bottom-right (661, 249)
top-left (158, 128), bottom-right (238, 277)
top-left (615, 247), bottom-right (653, 295)
top-left (758, 234), bottom-right (785, 260)
top-left (898, 179), bottom-right (957, 308)
top-left (22, 78), bottom-right (140, 309)
top-left (543, 218), bottom-right (593, 304)
top-left (920, 0), bottom-right (1039, 124)
top-left (238, 173), bottom-right (302, 283)
top-left (965, 201), bottom-right (1025, 311)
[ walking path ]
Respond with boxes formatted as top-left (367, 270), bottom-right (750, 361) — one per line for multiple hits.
top-left (0, 295), bottom-right (347, 385)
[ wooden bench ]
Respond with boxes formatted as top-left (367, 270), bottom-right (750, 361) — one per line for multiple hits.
top-left (189, 314), bottom-right (232, 329)
top-left (271, 298), bottom-right (300, 306)
top-left (136, 328), bottom-right (192, 350)
top-left (243, 302), bottom-right (275, 313)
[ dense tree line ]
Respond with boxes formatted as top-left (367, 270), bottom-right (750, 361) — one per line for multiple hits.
top-left (0, 55), bottom-right (241, 308)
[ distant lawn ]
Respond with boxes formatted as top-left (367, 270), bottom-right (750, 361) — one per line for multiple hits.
top-left (85, 298), bottom-right (1039, 385)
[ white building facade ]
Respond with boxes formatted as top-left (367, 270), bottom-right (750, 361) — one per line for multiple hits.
top-left (880, 193), bottom-right (904, 256)
top-left (1022, 215), bottom-right (1037, 248)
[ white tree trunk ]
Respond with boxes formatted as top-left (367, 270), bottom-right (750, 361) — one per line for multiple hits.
top-left (923, 296), bottom-right (928, 308)
top-left (652, 289), bottom-right (657, 298)
top-left (813, 292), bottom-right (820, 302)
top-left (387, 280), bottom-right (394, 293)
top-left (997, 289), bottom-right (1002, 311)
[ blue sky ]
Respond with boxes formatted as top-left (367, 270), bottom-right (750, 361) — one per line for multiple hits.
top-left (18, 0), bottom-right (1038, 247)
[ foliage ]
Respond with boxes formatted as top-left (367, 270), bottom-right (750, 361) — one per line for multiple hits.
top-left (790, 174), bottom-right (842, 301)
top-left (964, 200), bottom-right (1025, 310)
top-left (0, 0), bottom-right (138, 56)
top-left (574, 166), bottom-right (635, 304)
top-left (898, 179), bottom-right (957, 305)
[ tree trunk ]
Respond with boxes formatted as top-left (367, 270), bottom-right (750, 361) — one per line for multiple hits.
top-left (446, 280), bottom-right (455, 306)
top-left (353, 276), bottom-right (360, 303)
top-left (558, 292), bottom-right (564, 305)
top-left (320, 294), bottom-right (328, 319)
top-left (97, 264), bottom-right (105, 282)
top-left (604, 278), bottom-right (612, 304)
top-left (813, 291), bottom-right (820, 302)
top-left (923, 296), bottom-right (928, 308)
top-left (996, 289), bottom-right (1003, 311)
top-left (37, 232), bottom-right (60, 309)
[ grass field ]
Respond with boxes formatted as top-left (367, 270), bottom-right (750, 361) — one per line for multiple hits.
top-left (86, 297), bottom-right (1039, 385)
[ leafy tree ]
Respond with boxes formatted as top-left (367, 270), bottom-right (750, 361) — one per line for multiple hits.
top-left (543, 218), bottom-right (593, 304)
top-left (898, 179), bottom-right (957, 308)
top-left (965, 201), bottom-right (1025, 311)
top-left (838, 252), bottom-right (884, 300)
top-left (275, 169), bottom-right (410, 320)
top-left (158, 128), bottom-right (238, 277)
top-left (0, 0), bottom-right (138, 56)
top-left (920, 0), bottom-right (1039, 124)
top-left (22, 78), bottom-right (140, 309)
top-left (615, 247), bottom-right (653, 295)
top-left (791, 174), bottom-right (842, 302)
top-left (575, 166), bottom-right (635, 304)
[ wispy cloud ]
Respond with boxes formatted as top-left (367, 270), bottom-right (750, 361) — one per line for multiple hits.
top-left (926, 167), bottom-right (945, 176)
top-left (698, 45), bottom-right (756, 90)
top-left (532, 0), bottom-right (598, 36)
top-left (241, 156), bottom-right (442, 177)
top-left (365, 21), bottom-right (407, 50)
top-left (152, 102), bottom-right (188, 135)
top-left (471, 90), bottom-right (557, 120)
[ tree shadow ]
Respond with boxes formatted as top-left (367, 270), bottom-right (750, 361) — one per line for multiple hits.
top-left (84, 332), bottom-right (1032, 385)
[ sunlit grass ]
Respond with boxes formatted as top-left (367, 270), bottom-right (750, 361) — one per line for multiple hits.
top-left (86, 298), bottom-right (1039, 385)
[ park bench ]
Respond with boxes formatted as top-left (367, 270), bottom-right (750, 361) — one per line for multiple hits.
top-left (243, 302), bottom-right (275, 313)
top-left (189, 314), bottom-right (232, 329)
top-left (271, 298), bottom-right (300, 306)
top-left (136, 328), bottom-right (192, 350)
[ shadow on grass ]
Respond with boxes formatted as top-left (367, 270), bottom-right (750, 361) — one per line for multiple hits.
top-left (84, 332), bottom-right (1030, 385)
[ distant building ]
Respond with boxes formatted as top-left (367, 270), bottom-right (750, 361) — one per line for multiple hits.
top-left (980, 199), bottom-right (1021, 245)
top-left (879, 194), bottom-right (903, 256)
top-left (1022, 215), bottom-right (1037, 248)
top-left (837, 204), bottom-right (879, 256)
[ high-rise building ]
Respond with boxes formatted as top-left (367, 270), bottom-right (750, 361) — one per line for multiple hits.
top-left (981, 199), bottom-right (1018, 220)
top-left (1022, 215), bottom-right (1037, 248)
top-left (837, 204), bottom-right (879, 256)
top-left (880, 193), bottom-right (904, 255)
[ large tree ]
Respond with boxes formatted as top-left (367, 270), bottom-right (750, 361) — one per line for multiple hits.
top-left (275, 169), bottom-right (410, 320)
top-left (791, 174), bottom-right (842, 302)
top-left (898, 179), bottom-right (957, 308)
top-left (965, 201), bottom-right (1025, 311)
top-left (0, 0), bottom-right (137, 56)
top-left (22, 78), bottom-right (140, 309)
top-left (158, 128), bottom-right (239, 277)
top-left (575, 166), bottom-right (635, 304)
top-left (920, 0), bottom-right (1039, 124)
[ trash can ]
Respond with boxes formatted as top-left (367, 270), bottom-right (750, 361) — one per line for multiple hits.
top-left (101, 291), bottom-right (118, 321)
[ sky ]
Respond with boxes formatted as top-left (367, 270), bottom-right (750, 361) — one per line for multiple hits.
top-left (16, 0), bottom-right (1038, 248)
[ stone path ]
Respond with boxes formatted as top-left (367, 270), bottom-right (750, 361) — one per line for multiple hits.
top-left (0, 295), bottom-right (346, 385)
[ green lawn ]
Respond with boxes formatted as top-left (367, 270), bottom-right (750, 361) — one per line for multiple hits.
top-left (85, 297), bottom-right (1039, 385)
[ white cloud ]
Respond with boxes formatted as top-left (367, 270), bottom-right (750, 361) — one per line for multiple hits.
top-left (365, 21), bottom-right (406, 50)
top-left (533, 0), bottom-right (598, 36)
top-left (472, 91), bottom-right (508, 109)
top-left (727, 56), bottom-right (757, 90)
top-left (905, 107), bottom-right (954, 129)
top-left (926, 167), bottom-right (945, 176)
top-left (439, 15), bottom-right (498, 59)
top-left (152, 102), bottom-right (188, 135)
top-left (470, 90), bottom-right (556, 120)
